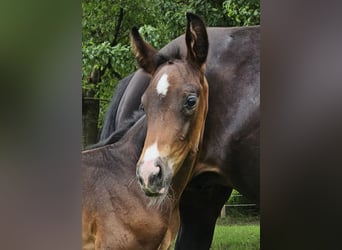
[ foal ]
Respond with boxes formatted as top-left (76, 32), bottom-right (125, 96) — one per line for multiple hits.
top-left (132, 12), bottom-right (209, 245)
top-left (82, 116), bottom-right (171, 250)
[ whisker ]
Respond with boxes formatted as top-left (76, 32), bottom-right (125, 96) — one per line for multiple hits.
top-left (127, 176), bottom-right (137, 188)
top-left (146, 186), bottom-right (175, 211)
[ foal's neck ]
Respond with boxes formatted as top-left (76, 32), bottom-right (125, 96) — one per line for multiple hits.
top-left (170, 152), bottom-right (198, 204)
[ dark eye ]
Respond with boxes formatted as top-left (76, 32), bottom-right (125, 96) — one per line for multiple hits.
top-left (185, 95), bottom-right (197, 109)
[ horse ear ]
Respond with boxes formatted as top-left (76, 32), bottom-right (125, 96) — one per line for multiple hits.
top-left (130, 27), bottom-right (168, 74)
top-left (185, 13), bottom-right (209, 71)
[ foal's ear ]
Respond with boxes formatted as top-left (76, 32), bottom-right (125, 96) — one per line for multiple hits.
top-left (130, 27), bottom-right (168, 74)
top-left (185, 13), bottom-right (209, 71)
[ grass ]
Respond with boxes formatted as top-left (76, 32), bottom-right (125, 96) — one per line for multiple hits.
top-left (216, 215), bottom-right (260, 226)
top-left (170, 215), bottom-right (260, 250)
top-left (211, 224), bottom-right (260, 250)
top-left (211, 215), bottom-right (260, 249)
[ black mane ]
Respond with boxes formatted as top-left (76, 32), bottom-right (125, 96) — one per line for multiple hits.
top-left (86, 109), bottom-right (145, 150)
top-left (99, 73), bottom-right (135, 140)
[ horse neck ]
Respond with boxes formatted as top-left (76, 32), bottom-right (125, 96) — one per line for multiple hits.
top-left (169, 154), bottom-right (197, 204)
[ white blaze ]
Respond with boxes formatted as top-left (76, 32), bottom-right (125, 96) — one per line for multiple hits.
top-left (140, 142), bottom-right (161, 185)
top-left (156, 73), bottom-right (169, 96)
top-left (143, 142), bottom-right (160, 162)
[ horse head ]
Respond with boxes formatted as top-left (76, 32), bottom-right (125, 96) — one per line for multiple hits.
top-left (131, 13), bottom-right (209, 198)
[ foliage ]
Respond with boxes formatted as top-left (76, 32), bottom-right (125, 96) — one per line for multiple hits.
top-left (227, 189), bottom-right (251, 204)
top-left (82, 0), bottom-right (260, 130)
top-left (82, 41), bottom-right (135, 127)
top-left (223, 0), bottom-right (260, 26)
top-left (226, 190), bottom-right (259, 216)
top-left (82, 0), bottom-right (159, 127)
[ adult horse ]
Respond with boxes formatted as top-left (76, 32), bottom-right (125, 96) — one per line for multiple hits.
top-left (83, 13), bottom-right (210, 249)
top-left (101, 14), bottom-right (260, 249)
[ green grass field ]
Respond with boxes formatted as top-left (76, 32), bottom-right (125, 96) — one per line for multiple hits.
top-left (211, 216), bottom-right (260, 250)
top-left (171, 216), bottom-right (260, 250)
top-left (211, 224), bottom-right (260, 250)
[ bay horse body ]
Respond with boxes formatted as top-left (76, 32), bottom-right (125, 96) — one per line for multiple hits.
top-left (100, 21), bottom-right (260, 249)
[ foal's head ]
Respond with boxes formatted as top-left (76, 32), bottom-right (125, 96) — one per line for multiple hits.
top-left (131, 13), bottom-right (209, 198)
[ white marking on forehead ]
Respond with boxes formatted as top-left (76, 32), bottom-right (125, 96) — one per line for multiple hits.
top-left (143, 142), bottom-right (160, 162)
top-left (156, 73), bottom-right (169, 96)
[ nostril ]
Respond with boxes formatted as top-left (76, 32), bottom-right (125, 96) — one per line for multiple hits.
top-left (152, 165), bottom-right (161, 178)
top-left (151, 162), bottom-right (162, 178)
top-left (155, 164), bottom-right (162, 178)
top-left (156, 163), bottom-right (162, 174)
top-left (148, 164), bottom-right (163, 186)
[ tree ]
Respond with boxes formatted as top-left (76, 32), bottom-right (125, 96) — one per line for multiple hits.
top-left (82, 0), bottom-right (157, 146)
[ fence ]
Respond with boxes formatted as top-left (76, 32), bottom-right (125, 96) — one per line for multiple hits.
top-left (220, 193), bottom-right (258, 218)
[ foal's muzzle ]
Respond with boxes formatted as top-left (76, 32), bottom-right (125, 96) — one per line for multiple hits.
top-left (136, 157), bottom-right (172, 196)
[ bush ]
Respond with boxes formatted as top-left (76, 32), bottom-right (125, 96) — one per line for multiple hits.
top-left (223, 0), bottom-right (260, 26)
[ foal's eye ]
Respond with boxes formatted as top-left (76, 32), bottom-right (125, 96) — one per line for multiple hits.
top-left (185, 95), bottom-right (197, 109)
